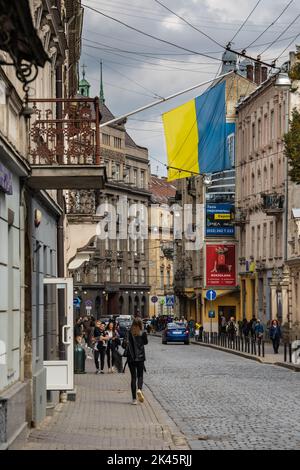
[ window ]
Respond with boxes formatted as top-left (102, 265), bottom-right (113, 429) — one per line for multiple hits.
top-left (279, 104), bottom-right (282, 136)
top-left (140, 238), bottom-right (144, 254)
top-left (263, 223), bottom-right (267, 258)
top-left (134, 267), bottom-right (138, 284)
top-left (166, 270), bottom-right (171, 288)
top-left (127, 267), bottom-right (132, 283)
top-left (258, 119), bottom-right (262, 147)
top-left (270, 110), bottom-right (275, 141)
top-left (114, 137), bottom-right (121, 149)
top-left (270, 221), bottom-right (274, 258)
top-left (105, 237), bottom-right (109, 250)
top-left (117, 237), bottom-right (121, 251)
top-left (140, 170), bottom-right (145, 188)
top-left (102, 133), bottom-right (110, 146)
top-left (92, 266), bottom-right (98, 283)
top-left (76, 271), bottom-right (81, 282)
top-left (160, 268), bottom-right (164, 289)
top-left (251, 122), bottom-right (255, 151)
top-left (251, 227), bottom-right (255, 257)
top-left (106, 266), bottom-right (111, 282)
top-left (270, 163), bottom-right (274, 188)
top-left (133, 169), bottom-right (137, 186)
top-left (264, 114), bottom-right (268, 144)
top-left (141, 268), bottom-right (146, 284)
top-left (115, 163), bottom-right (120, 180)
top-left (117, 267), bottom-right (121, 283)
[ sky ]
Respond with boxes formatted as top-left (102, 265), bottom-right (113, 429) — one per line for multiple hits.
top-left (80, 0), bottom-right (300, 176)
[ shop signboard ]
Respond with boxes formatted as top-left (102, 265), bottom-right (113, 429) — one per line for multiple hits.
top-left (206, 203), bottom-right (234, 237)
top-left (206, 244), bottom-right (236, 287)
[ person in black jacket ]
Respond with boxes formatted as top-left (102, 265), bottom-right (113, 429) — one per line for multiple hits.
top-left (93, 321), bottom-right (108, 374)
top-left (124, 317), bottom-right (148, 405)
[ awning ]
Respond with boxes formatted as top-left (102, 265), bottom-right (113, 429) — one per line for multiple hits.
top-left (68, 253), bottom-right (90, 270)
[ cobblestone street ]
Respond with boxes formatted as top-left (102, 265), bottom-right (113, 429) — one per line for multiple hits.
top-left (22, 336), bottom-right (300, 450)
top-left (144, 337), bottom-right (300, 450)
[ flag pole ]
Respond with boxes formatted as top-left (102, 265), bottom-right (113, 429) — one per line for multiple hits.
top-left (99, 71), bottom-right (233, 128)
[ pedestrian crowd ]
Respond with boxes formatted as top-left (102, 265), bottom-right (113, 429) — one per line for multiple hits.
top-left (74, 315), bottom-right (148, 405)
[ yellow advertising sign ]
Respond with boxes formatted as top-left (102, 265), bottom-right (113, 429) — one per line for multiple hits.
top-left (214, 213), bottom-right (231, 220)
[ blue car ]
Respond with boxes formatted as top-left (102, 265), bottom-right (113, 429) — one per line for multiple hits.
top-left (162, 322), bottom-right (190, 345)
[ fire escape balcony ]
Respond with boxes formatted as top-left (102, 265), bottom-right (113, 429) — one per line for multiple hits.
top-left (27, 98), bottom-right (106, 190)
top-left (261, 193), bottom-right (284, 216)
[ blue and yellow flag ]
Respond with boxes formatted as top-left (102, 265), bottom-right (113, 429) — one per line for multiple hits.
top-left (163, 81), bottom-right (231, 181)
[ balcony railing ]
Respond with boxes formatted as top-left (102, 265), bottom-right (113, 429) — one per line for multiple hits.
top-left (26, 97), bottom-right (105, 190)
top-left (261, 193), bottom-right (284, 215)
top-left (234, 207), bottom-right (248, 225)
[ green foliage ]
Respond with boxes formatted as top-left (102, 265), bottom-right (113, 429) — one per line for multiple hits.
top-left (289, 53), bottom-right (300, 81)
top-left (284, 108), bottom-right (300, 183)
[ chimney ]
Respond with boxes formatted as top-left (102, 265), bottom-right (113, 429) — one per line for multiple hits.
top-left (261, 66), bottom-right (268, 83)
top-left (254, 62), bottom-right (261, 85)
top-left (246, 64), bottom-right (254, 82)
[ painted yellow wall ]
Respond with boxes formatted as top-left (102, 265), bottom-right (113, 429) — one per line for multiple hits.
top-left (201, 290), bottom-right (241, 330)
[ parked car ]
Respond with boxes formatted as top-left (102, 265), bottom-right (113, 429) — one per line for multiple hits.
top-left (162, 322), bottom-right (190, 345)
top-left (117, 319), bottom-right (132, 339)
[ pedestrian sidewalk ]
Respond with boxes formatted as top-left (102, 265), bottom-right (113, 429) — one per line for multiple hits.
top-left (22, 360), bottom-right (189, 450)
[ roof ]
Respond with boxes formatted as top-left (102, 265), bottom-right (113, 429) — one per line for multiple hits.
top-left (150, 175), bottom-right (176, 204)
top-left (100, 102), bottom-right (147, 150)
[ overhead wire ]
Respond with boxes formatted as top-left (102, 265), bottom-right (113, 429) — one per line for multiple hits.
top-left (229, 0), bottom-right (262, 44)
top-left (259, 11), bottom-right (300, 56)
top-left (244, 0), bottom-right (294, 49)
top-left (152, 0), bottom-right (224, 48)
top-left (81, 2), bottom-right (223, 63)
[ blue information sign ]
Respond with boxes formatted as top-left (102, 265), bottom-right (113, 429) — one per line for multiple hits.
top-left (206, 203), bottom-right (235, 237)
top-left (206, 290), bottom-right (217, 301)
top-left (208, 310), bottom-right (216, 318)
top-left (165, 295), bottom-right (174, 307)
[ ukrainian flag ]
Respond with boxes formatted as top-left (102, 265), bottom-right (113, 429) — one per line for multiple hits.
top-left (163, 81), bottom-right (231, 181)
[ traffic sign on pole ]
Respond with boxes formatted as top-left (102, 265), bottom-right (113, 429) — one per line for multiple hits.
top-left (206, 289), bottom-right (217, 301)
top-left (151, 296), bottom-right (158, 303)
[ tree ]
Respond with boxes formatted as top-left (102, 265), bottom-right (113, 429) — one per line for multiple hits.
top-left (284, 109), bottom-right (300, 183)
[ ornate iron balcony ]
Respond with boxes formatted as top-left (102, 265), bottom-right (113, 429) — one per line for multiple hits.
top-left (234, 207), bottom-right (248, 225)
top-left (261, 193), bottom-right (284, 215)
top-left (26, 98), bottom-right (105, 190)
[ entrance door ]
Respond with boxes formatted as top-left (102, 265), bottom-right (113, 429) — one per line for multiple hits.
top-left (43, 278), bottom-right (74, 391)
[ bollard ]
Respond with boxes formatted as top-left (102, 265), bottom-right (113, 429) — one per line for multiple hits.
top-left (258, 342), bottom-right (261, 357)
top-left (284, 343), bottom-right (287, 362)
top-left (74, 342), bottom-right (86, 374)
top-left (289, 343), bottom-right (292, 363)
top-left (241, 337), bottom-right (244, 352)
top-left (262, 341), bottom-right (265, 357)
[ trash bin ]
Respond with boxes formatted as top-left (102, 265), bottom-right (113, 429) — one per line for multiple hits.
top-left (74, 343), bottom-right (86, 374)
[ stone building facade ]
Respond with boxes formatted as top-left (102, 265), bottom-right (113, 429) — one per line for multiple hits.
top-left (148, 175), bottom-right (176, 317)
top-left (67, 82), bottom-right (151, 318)
top-left (236, 49), bottom-right (300, 333)
top-left (0, 0), bottom-right (83, 448)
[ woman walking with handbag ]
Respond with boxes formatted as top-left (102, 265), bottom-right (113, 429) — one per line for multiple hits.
top-left (106, 320), bottom-right (119, 373)
top-left (123, 317), bottom-right (148, 405)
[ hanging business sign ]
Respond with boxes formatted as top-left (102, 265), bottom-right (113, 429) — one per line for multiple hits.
top-left (206, 244), bottom-right (236, 287)
top-left (0, 163), bottom-right (13, 195)
top-left (206, 203), bottom-right (235, 237)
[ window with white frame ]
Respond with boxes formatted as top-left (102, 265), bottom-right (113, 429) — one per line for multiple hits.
top-left (102, 133), bottom-right (110, 146)
top-left (128, 267), bottom-right (132, 283)
top-left (115, 163), bottom-right (120, 180)
top-left (117, 267), bottom-right (122, 283)
top-left (140, 170), bottom-right (145, 188)
top-left (133, 169), bottom-right (138, 186)
top-left (106, 266), bottom-right (111, 282)
top-left (134, 267), bottom-right (138, 284)
top-left (114, 137), bottom-right (122, 149)
top-left (141, 268), bottom-right (146, 284)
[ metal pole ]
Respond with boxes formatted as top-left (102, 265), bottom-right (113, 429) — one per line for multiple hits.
top-left (99, 72), bottom-right (232, 128)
